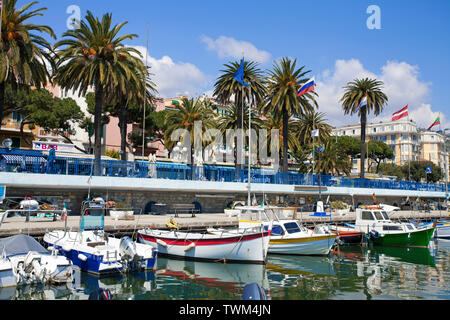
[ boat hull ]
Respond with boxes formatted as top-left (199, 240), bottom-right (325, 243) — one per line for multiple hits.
top-left (332, 230), bottom-right (364, 244)
top-left (371, 227), bottom-right (435, 248)
top-left (0, 255), bottom-right (73, 288)
top-left (0, 268), bottom-right (17, 288)
top-left (435, 223), bottom-right (450, 239)
top-left (43, 232), bottom-right (157, 276)
top-left (268, 235), bottom-right (337, 256)
top-left (137, 230), bottom-right (270, 264)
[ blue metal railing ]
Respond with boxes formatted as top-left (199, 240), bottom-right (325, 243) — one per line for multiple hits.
top-left (0, 148), bottom-right (448, 193)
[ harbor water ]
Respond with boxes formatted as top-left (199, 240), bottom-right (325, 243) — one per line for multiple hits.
top-left (1, 239), bottom-right (448, 300)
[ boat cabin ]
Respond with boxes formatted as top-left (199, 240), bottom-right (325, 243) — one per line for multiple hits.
top-left (264, 220), bottom-right (309, 237)
top-left (355, 207), bottom-right (417, 233)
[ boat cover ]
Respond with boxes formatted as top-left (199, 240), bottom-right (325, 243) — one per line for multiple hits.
top-left (0, 234), bottom-right (48, 256)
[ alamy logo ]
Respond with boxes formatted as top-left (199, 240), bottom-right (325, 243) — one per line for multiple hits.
top-left (66, 5), bottom-right (81, 30)
top-left (366, 5), bottom-right (381, 30)
top-left (168, 121), bottom-right (280, 172)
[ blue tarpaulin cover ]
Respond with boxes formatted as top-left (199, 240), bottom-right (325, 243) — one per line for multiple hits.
top-left (0, 234), bottom-right (48, 256)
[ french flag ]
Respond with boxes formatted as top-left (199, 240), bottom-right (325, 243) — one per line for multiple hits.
top-left (392, 105), bottom-right (409, 121)
top-left (297, 77), bottom-right (315, 97)
top-left (355, 95), bottom-right (367, 113)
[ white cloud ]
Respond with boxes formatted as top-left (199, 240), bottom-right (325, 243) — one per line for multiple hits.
top-left (315, 59), bottom-right (440, 129)
top-left (409, 104), bottom-right (445, 130)
top-left (133, 46), bottom-right (211, 98)
top-left (201, 35), bottom-right (271, 64)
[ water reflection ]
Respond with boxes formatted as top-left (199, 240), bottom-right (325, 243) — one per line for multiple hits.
top-left (332, 240), bottom-right (448, 300)
top-left (0, 240), bottom-right (448, 300)
top-left (155, 258), bottom-right (269, 299)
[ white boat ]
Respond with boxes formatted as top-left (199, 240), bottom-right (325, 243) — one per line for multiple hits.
top-left (137, 220), bottom-right (271, 264)
top-left (434, 221), bottom-right (450, 239)
top-left (0, 234), bottom-right (73, 288)
top-left (237, 206), bottom-right (337, 256)
top-left (416, 220), bottom-right (450, 239)
top-left (43, 200), bottom-right (157, 275)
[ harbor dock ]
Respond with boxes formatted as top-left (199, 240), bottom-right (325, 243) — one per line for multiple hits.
top-left (0, 210), bottom-right (447, 238)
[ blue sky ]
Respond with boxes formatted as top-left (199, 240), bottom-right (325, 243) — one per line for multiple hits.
top-left (20, 0), bottom-right (450, 128)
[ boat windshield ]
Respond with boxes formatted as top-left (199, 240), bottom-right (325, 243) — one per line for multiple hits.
top-left (272, 225), bottom-right (284, 236)
top-left (374, 211), bottom-right (384, 221)
top-left (284, 222), bottom-right (301, 234)
top-left (381, 211), bottom-right (390, 220)
top-left (361, 211), bottom-right (375, 220)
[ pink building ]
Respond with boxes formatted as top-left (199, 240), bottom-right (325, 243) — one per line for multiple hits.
top-left (104, 116), bottom-right (133, 153)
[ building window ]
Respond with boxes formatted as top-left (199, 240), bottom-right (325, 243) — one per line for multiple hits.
top-left (391, 135), bottom-right (396, 142)
top-left (11, 137), bottom-right (21, 149)
top-left (11, 111), bottom-right (23, 123)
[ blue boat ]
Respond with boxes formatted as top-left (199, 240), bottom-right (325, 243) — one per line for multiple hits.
top-left (44, 199), bottom-right (157, 275)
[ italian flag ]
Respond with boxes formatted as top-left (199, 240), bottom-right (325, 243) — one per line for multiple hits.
top-left (427, 114), bottom-right (441, 130)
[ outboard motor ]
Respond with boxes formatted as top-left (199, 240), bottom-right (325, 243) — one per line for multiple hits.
top-left (119, 237), bottom-right (144, 272)
top-left (368, 229), bottom-right (380, 241)
top-left (89, 288), bottom-right (112, 300)
top-left (242, 283), bottom-right (267, 300)
top-left (119, 237), bottom-right (137, 261)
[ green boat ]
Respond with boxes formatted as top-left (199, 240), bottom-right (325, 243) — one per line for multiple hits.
top-left (353, 207), bottom-right (436, 248)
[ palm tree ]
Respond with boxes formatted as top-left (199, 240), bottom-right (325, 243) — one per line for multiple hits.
top-left (263, 57), bottom-right (318, 174)
top-left (164, 97), bottom-right (214, 167)
top-left (53, 11), bottom-right (144, 165)
top-left (213, 60), bottom-right (266, 173)
top-left (260, 113), bottom-right (300, 166)
top-left (0, 0), bottom-right (55, 128)
top-left (295, 110), bottom-right (332, 146)
top-left (316, 139), bottom-right (352, 176)
top-left (341, 78), bottom-right (388, 179)
top-left (217, 104), bottom-right (262, 165)
top-left (107, 67), bottom-right (157, 161)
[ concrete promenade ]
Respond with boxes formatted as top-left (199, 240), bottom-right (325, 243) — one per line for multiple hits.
top-left (0, 210), bottom-right (448, 238)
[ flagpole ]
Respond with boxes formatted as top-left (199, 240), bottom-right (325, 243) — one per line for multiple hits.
top-left (409, 107), bottom-right (412, 180)
top-left (248, 95), bottom-right (251, 207)
top-left (142, 23), bottom-right (149, 159)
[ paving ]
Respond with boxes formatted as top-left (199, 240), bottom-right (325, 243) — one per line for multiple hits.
top-left (0, 210), bottom-right (448, 238)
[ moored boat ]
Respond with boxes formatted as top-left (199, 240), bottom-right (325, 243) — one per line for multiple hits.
top-left (329, 225), bottom-right (364, 244)
top-left (137, 222), bottom-right (271, 264)
top-left (351, 206), bottom-right (436, 248)
top-left (44, 199), bottom-right (157, 275)
top-left (0, 234), bottom-right (73, 288)
top-left (237, 206), bottom-right (337, 256)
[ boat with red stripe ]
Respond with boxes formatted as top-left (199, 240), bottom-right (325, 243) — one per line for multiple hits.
top-left (137, 222), bottom-right (272, 264)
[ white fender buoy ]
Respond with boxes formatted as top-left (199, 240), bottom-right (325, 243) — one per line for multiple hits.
top-left (156, 239), bottom-right (168, 247)
top-left (78, 254), bottom-right (88, 262)
top-left (184, 243), bottom-right (196, 252)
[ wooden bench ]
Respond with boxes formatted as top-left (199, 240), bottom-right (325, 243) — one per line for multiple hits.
top-left (172, 204), bottom-right (199, 217)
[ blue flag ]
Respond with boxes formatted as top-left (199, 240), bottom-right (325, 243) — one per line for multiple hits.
top-left (233, 59), bottom-right (249, 87)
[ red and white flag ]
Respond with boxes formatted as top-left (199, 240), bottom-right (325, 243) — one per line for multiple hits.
top-left (392, 105), bottom-right (409, 121)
